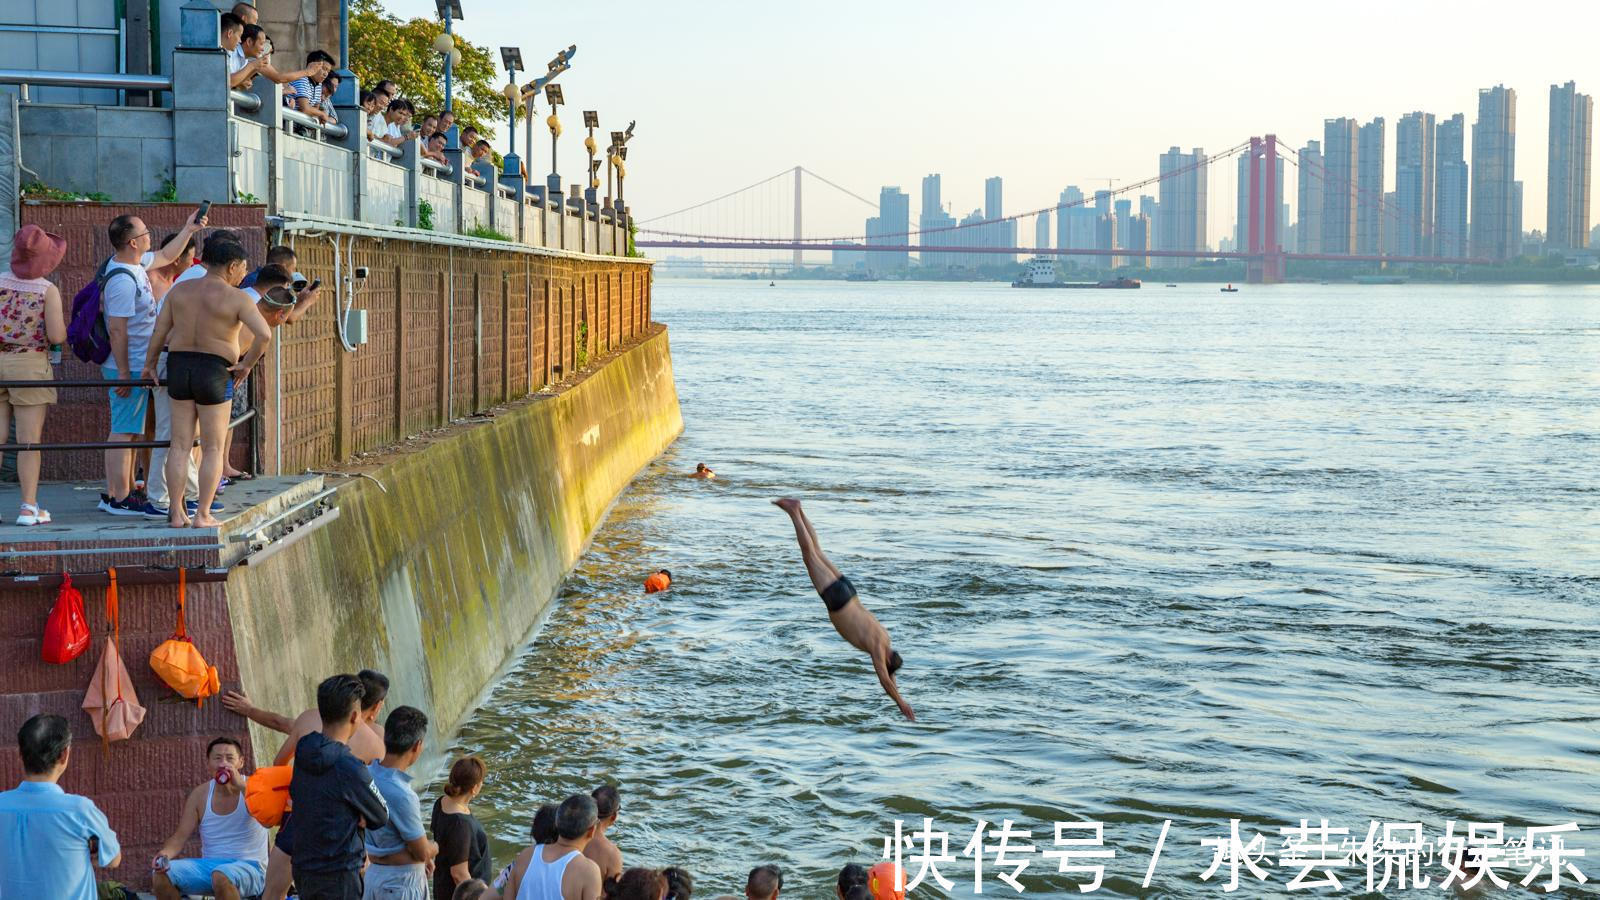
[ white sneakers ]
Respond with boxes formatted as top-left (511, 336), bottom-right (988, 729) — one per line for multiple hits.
top-left (16, 503), bottom-right (51, 526)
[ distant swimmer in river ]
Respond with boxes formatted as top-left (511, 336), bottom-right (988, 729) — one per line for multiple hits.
top-left (644, 569), bottom-right (672, 593)
top-left (773, 498), bottom-right (914, 721)
top-left (691, 463), bottom-right (715, 479)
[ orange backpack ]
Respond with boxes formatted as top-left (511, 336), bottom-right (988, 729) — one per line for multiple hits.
top-left (82, 568), bottom-right (147, 745)
top-left (244, 763), bottom-right (294, 827)
top-left (148, 569), bottom-right (220, 704)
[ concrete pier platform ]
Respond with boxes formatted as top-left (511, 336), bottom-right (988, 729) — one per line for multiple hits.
top-left (0, 475), bottom-right (326, 568)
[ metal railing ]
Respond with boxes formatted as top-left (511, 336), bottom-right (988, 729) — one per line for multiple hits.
top-left (421, 157), bottom-right (453, 178)
top-left (0, 69), bottom-right (172, 94)
top-left (0, 379), bottom-right (255, 452)
top-left (229, 89), bottom-right (262, 113)
top-left (282, 105), bottom-right (348, 140)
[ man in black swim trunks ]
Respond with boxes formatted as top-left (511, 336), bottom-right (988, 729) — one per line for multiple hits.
top-left (773, 498), bottom-right (915, 721)
top-left (141, 235), bottom-right (273, 528)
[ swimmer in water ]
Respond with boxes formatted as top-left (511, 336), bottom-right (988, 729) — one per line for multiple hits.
top-left (692, 462), bottom-right (715, 479)
top-left (773, 498), bottom-right (914, 721)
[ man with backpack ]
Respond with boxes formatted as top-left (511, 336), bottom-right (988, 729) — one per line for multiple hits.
top-left (89, 208), bottom-right (206, 515)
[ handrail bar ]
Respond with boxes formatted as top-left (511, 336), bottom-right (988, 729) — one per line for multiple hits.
top-left (282, 105), bottom-right (349, 140)
top-left (229, 89), bottom-right (262, 113)
top-left (0, 410), bottom-right (254, 453)
top-left (0, 69), bottom-right (172, 91)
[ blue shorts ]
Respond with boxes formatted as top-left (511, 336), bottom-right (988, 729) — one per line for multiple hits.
top-left (165, 857), bottom-right (266, 895)
top-left (102, 363), bottom-right (151, 435)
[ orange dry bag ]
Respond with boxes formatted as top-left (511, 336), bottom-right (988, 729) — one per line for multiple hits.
top-left (82, 568), bottom-right (146, 744)
top-left (245, 764), bottom-right (294, 827)
top-left (148, 568), bottom-right (220, 704)
top-left (42, 571), bottom-right (91, 664)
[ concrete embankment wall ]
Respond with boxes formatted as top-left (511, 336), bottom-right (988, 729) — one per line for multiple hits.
top-left (224, 327), bottom-right (682, 769)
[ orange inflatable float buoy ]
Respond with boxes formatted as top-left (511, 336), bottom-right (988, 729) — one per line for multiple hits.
top-left (868, 862), bottom-right (905, 900)
top-left (244, 763), bottom-right (293, 826)
top-left (643, 570), bottom-right (672, 593)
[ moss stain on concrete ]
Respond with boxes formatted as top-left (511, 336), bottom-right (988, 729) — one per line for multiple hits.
top-left (224, 330), bottom-right (683, 764)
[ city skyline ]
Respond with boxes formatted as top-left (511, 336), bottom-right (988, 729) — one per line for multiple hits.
top-left (387, 0), bottom-right (1598, 247)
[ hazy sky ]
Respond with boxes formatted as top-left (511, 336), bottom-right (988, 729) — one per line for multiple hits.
top-left (387, 0), bottom-right (1597, 245)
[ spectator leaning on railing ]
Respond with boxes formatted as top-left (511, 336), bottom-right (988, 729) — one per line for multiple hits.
top-left (319, 72), bottom-right (342, 122)
top-left (230, 23), bottom-right (312, 93)
top-left (380, 99), bottom-right (419, 148)
top-left (424, 133), bottom-right (449, 165)
top-left (284, 50), bottom-right (337, 125)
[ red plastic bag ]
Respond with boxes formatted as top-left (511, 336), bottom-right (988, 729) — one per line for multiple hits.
top-left (42, 572), bottom-right (91, 664)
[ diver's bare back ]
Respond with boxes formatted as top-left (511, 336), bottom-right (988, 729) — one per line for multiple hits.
top-left (162, 276), bottom-right (252, 360)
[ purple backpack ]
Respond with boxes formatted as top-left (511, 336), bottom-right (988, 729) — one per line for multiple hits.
top-left (67, 258), bottom-right (135, 365)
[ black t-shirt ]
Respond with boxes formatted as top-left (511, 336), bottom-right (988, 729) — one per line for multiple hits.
top-left (431, 797), bottom-right (491, 899)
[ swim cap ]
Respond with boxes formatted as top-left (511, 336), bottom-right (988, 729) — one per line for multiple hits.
top-left (868, 862), bottom-right (905, 900)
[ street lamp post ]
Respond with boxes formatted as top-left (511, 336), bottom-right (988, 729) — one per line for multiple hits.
top-left (434, 0), bottom-right (463, 111)
top-left (607, 132), bottom-right (621, 209)
top-left (583, 111), bottom-right (599, 205)
top-left (544, 83), bottom-right (564, 196)
top-left (500, 47), bottom-right (523, 179)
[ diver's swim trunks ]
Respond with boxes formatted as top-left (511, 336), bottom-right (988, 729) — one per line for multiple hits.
top-left (820, 576), bottom-right (856, 613)
top-left (166, 351), bottom-right (233, 406)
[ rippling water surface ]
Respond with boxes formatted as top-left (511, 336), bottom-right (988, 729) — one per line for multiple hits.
top-left (439, 281), bottom-right (1599, 897)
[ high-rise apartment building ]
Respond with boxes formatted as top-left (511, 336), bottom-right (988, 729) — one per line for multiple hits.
top-left (982, 176), bottom-right (1016, 263)
top-left (918, 174), bottom-right (958, 270)
top-left (1471, 85), bottom-right (1518, 260)
top-left (1157, 147), bottom-right (1207, 267)
top-left (1322, 118), bottom-right (1359, 255)
top-left (1357, 117), bottom-right (1386, 255)
top-left (1035, 212), bottom-right (1050, 250)
top-left (1114, 198), bottom-right (1132, 250)
top-left (1395, 112), bottom-right (1436, 257)
top-left (864, 186), bottom-right (910, 272)
top-left (1547, 81), bottom-right (1593, 250)
top-left (1297, 140), bottom-right (1323, 253)
top-left (1436, 114), bottom-right (1469, 258)
top-left (1057, 186), bottom-right (1097, 253)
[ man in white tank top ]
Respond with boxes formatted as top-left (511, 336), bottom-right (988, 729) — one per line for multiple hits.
top-left (501, 794), bottom-right (605, 900)
top-left (150, 736), bottom-right (271, 900)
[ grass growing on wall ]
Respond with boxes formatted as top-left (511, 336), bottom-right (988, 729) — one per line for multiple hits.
top-left (466, 223), bottom-right (512, 241)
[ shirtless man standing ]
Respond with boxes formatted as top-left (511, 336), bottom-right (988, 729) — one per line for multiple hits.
top-left (140, 236), bottom-right (271, 528)
top-left (219, 670), bottom-right (390, 900)
top-left (773, 498), bottom-right (915, 721)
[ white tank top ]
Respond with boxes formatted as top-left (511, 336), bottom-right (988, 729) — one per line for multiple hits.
top-left (199, 778), bottom-right (270, 866)
top-left (516, 845), bottom-right (581, 900)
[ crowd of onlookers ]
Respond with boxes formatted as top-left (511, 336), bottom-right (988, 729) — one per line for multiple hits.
top-left (0, 668), bottom-right (889, 900)
top-left (217, 1), bottom-right (508, 183)
top-left (0, 204), bottom-right (322, 528)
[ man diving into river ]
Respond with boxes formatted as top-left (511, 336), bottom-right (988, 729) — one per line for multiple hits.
top-left (773, 498), bottom-right (915, 721)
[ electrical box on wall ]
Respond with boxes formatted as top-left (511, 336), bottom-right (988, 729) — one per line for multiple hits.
top-left (345, 309), bottom-right (369, 346)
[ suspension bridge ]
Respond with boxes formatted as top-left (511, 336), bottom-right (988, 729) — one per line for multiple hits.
top-left (636, 134), bottom-right (1492, 284)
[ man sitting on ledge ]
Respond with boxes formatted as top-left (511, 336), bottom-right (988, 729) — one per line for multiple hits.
top-left (151, 737), bottom-right (270, 900)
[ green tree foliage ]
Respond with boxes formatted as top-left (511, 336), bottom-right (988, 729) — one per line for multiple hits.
top-left (349, 0), bottom-right (516, 140)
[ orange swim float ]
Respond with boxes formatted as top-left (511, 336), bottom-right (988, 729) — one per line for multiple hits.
top-left (643, 570), bottom-right (672, 593)
top-left (868, 862), bottom-right (905, 900)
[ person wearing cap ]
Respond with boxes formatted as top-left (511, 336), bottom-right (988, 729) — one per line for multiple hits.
top-left (226, 252), bottom-right (320, 485)
top-left (0, 225), bottom-right (67, 525)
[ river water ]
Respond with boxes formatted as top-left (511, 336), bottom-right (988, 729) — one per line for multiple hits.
top-left (441, 280), bottom-right (1599, 897)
